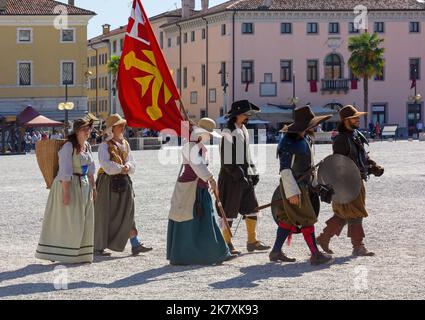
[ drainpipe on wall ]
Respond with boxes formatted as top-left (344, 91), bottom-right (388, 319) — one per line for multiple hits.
top-left (202, 17), bottom-right (209, 117)
top-left (176, 23), bottom-right (183, 111)
top-left (232, 10), bottom-right (236, 103)
top-left (89, 43), bottom-right (99, 116)
top-left (103, 39), bottom-right (111, 115)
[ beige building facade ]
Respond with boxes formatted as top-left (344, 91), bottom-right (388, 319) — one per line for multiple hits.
top-left (0, 0), bottom-right (95, 121)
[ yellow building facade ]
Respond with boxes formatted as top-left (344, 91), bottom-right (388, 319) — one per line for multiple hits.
top-left (0, 0), bottom-right (95, 121)
top-left (87, 34), bottom-right (110, 120)
top-left (87, 24), bottom-right (127, 119)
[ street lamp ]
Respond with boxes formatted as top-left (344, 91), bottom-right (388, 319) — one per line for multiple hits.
top-left (408, 66), bottom-right (422, 136)
top-left (58, 68), bottom-right (74, 136)
top-left (111, 77), bottom-right (117, 115)
top-left (409, 93), bottom-right (422, 103)
top-left (287, 71), bottom-right (299, 118)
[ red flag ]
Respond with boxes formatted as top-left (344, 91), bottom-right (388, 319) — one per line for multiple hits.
top-left (309, 80), bottom-right (318, 93)
top-left (411, 79), bottom-right (417, 89)
top-left (245, 81), bottom-right (250, 92)
top-left (118, 0), bottom-right (184, 136)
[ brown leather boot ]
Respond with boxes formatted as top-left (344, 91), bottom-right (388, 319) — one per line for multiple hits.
top-left (316, 216), bottom-right (346, 254)
top-left (352, 245), bottom-right (375, 257)
top-left (269, 251), bottom-right (296, 263)
top-left (247, 241), bottom-right (271, 252)
top-left (348, 222), bottom-right (375, 257)
top-left (310, 251), bottom-right (333, 266)
top-left (227, 243), bottom-right (242, 255)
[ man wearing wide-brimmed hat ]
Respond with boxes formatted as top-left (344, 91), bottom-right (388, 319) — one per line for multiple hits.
top-left (272, 106), bottom-right (333, 265)
top-left (317, 105), bottom-right (384, 257)
top-left (218, 100), bottom-right (271, 255)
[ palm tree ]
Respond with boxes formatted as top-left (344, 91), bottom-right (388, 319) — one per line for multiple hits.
top-left (107, 55), bottom-right (120, 114)
top-left (107, 55), bottom-right (120, 88)
top-left (348, 32), bottom-right (385, 127)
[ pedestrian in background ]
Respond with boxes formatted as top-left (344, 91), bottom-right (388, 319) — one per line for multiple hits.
top-left (375, 121), bottom-right (382, 140)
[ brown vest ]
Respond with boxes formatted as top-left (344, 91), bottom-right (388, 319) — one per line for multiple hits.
top-left (97, 139), bottom-right (130, 175)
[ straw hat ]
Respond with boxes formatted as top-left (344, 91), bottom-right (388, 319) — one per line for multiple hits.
top-left (339, 105), bottom-right (367, 121)
top-left (106, 113), bottom-right (127, 129)
top-left (72, 117), bottom-right (93, 133)
top-left (192, 118), bottom-right (222, 139)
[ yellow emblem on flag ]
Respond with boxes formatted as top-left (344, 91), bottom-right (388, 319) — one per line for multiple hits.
top-left (123, 50), bottom-right (173, 121)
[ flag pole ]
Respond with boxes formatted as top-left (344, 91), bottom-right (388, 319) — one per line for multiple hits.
top-left (177, 98), bottom-right (233, 238)
top-left (178, 98), bottom-right (194, 126)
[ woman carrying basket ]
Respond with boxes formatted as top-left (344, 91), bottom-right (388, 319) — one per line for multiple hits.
top-left (35, 118), bottom-right (96, 264)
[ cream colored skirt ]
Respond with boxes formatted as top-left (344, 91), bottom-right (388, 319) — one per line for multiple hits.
top-left (35, 176), bottom-right (94, 263)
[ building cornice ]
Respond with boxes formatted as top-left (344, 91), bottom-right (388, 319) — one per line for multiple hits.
top-left (161, 9), bottom-right (425, 32)
top-left (161, 12), bottom-right (231, 33)
top-left (234, 10), bottom-right (425, 22)
top-left (0, 15), bottom-right (93, 26)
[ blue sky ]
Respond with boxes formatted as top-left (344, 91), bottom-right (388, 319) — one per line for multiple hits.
top-left (75, 0), bottom-right (227, 39)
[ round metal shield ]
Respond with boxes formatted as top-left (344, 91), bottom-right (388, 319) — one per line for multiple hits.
top-left (317, 154), bottom-right (361, 204)
top-left (270, 184), bottom-right (320, 225)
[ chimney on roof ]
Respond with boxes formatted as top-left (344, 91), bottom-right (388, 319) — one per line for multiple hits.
top-left (261, 0), bottom-right (272, 8)
top-left (201, 0), bottom-right (209, 11)
top-left (0, 0), bottom-right (7, 12)
top-left (68, 0), bottom-right (75, 6)
top-left (102, 24), bottom-right (111, 35)
top-left (182, 0), bottom-right (195, 19)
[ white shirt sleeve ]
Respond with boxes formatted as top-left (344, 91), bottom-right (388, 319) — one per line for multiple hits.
top-left (280, 169), bottom-right (301, 199)
top-left (56, 142), bottom-right (73, 182)
top-left (98, 142), bottom-right (124, 175)
top-left (124, 142), bottom-right (136, 175)
top-left (243, 126), bottom-right (258, 176)
top-left (183, 143), bottom-right (213, 182)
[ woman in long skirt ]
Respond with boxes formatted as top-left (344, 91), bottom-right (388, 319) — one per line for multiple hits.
top-left (35, 118), bottom-right (96, 264)
top-left (94, 114), bottom-right (152, 256)
top-left (167, 118), bottom-right (236, 265)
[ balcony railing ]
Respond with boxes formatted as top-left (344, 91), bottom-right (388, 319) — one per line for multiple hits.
top-left (321, 79), bottom-right (350, 92)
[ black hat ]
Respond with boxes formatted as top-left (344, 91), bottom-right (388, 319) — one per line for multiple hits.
top-left (283, 106), bottom-right (331, 133)
top-left (225, 100), bottom-right (260, 119)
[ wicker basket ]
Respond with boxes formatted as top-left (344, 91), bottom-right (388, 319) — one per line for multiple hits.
top-left (35, 139), bottom-right (67, 189)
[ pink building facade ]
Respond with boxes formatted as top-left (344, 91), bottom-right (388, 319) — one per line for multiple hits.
top-left (150, 0), bottom-right (425, 137)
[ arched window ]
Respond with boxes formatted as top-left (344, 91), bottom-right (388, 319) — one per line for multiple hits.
top-left (324, 54), bottom-right (343, 79)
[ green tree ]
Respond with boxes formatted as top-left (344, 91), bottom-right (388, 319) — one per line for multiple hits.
top-left (348, 32), bottom-right (385, 127)
top-left (107, 55), bottom-right (120, 90)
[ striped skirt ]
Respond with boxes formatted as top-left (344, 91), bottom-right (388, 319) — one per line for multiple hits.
top-left (35, 176), bottom-right (94, 263)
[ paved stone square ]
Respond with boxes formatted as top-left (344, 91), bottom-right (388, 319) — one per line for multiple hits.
top-left (0, 141), bottom-right (424, 300)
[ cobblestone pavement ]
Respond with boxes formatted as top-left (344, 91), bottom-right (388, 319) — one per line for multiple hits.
top-left (0, 141), bottom-right (424, 299)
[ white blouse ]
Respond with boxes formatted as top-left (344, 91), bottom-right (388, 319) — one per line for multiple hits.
top-left (98, 140), bottom-right (136, 176)
top-left (56, 142), bottom-right (96, 182)
top-left (182, 142), bottom-right (213, 182)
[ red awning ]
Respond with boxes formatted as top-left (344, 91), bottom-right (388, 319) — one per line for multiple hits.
top-left (24, 115), bottom-right (64, 127)
top-left (18, 106), bottom-right (39, 124)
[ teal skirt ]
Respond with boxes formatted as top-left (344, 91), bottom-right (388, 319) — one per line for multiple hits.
top-left (167, 188), bottom-right (231, 265)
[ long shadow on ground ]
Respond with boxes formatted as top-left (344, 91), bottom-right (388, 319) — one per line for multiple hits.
top-left (209, 256), bottom-right (354, 289)
top-left (0, 256), bottom-right (129, 284)
top-left (0, 264), bottom-right (204, 298)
